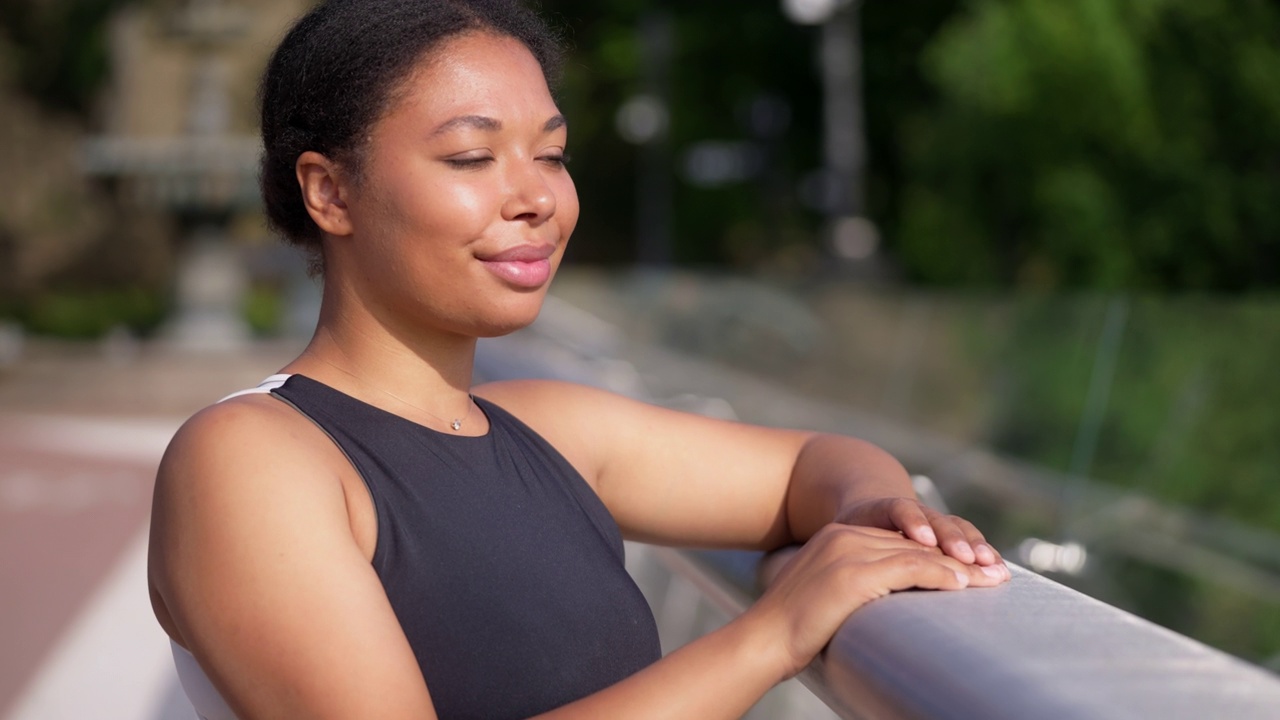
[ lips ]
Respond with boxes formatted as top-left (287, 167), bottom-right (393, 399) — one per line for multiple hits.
top-left (477, 244), bottom-right (556, 263)
top-left (476, 243), bottom-right (556, 288)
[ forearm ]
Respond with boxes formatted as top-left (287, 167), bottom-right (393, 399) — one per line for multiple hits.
top-left (536, 613), bottom-right (786, 720)
top-left (784, 433), bottom-right (915, 542)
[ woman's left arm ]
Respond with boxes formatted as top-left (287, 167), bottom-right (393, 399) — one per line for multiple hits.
top-left (785, 433), bottom-right (1003, 566)
top-left (476, 380), bottom-right (1002, 568)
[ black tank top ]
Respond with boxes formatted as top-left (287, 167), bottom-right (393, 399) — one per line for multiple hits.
top-left (272, 375), bottom-right (661, 720)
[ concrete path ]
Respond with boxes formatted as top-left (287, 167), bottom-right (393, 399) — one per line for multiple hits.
top-left (0, 414), bottom-right (188, 720)
top-left (0, 340), bottom-right (302, 720)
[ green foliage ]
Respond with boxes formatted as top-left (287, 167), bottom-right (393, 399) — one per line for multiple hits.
top-left (544, 0), bottom-right (824, 267)
top-left (894, 0), bottom-right (1280, 290)
top-left (11, 286), bottom-right (168, 338)
top-left (541, 0), bottom-right (1280, 289)
top-left (976, 295), bottom-right (1280, 530)
top-left (242, 283), bottom-right (283, 337)
top-left (0, 0), bottom-right (138, 116)
top-left (916, 290), bottom-right (1280, 664)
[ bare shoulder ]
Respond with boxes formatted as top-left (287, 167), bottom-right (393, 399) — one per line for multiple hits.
top-left (149, 393), bottom-right (432, 716)
top-left (153, 389), bottom-right (351, 530)
top-left (156, 392), bottom-right (335, 496)
top-left (149, 393), bottom-right (352, 637)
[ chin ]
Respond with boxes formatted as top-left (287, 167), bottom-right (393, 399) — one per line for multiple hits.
top-left (467, 293), bottom-right (547, 338)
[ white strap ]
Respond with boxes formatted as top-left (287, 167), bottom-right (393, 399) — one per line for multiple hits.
top-left (217, 374), bottom-right (293, 403)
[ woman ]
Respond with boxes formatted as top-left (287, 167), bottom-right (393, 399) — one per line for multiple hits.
top-left (148, 1), bottom-right (1010, 718)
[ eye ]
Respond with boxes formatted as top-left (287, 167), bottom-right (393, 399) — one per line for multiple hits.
top-left (540, 151), bottom-right (571, 168)
top-left (443, 155), bottom-right (494, 170)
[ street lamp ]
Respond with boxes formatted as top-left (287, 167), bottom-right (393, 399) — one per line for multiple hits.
top-left (616, 12), bottom-right (674, 265)
top-left (781, 0), bottom-right (849, 25)
top-left (782, 0), bottom-right (879, 263)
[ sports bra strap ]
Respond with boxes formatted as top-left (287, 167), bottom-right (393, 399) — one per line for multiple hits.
top-left (217, 374), bottom-right (292, 403)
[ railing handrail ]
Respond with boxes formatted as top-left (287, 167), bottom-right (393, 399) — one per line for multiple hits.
top-left (480, 299), bottom-right (1280, 719)
top-left (668, 548), bottom-right (1280, 720)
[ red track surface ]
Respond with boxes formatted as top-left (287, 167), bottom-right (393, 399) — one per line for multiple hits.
top-left (0, 417), bottom-right (168, 718)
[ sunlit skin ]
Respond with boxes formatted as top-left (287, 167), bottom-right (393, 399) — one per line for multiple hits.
top-left (148, 31), bottom-right (1009, 720)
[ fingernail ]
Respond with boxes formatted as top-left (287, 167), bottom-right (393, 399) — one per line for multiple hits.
top-left (919, 527), bottom-right (937, 545)
top-left (981, 565), bottom-right (1005, 579)
top-left (954, 571), bottom-right (970, 587)
top-left (958, 541), bottom-right (974, 558)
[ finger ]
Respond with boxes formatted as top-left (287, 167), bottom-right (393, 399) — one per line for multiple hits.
top-left (963, 558), bottom-right (1011, 586)
top-left (841, 525), bottom-right (947, 554)
top-left (812, 524), bottom-right (981, 580)
top-left (867, 552), bottom-right (971, 594)
top-left (950, 516), bottom-right (1004, 568)
top-left (929, 514), bottom-right (976, 564)
top-left (887, 499), bottom-right (938, 548)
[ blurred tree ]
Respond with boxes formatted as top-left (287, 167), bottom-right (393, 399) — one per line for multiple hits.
top-left (892, 0), bottom-right (1280, 291)
top-left (543, 0), bottom-right (826, 271)
top-left (546, 0), bottom-right (1280, 291)
top-left (5, 0), bottom-right (1278, 301)
top-left (0, 0), bottom-right (136, 117)
top-left (0, 0), bottom-right (169, 333)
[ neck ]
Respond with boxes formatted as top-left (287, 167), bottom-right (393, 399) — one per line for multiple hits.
top-left (285, 292), bottom-right (479, 428)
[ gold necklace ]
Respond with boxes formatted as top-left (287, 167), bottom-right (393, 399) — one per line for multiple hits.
top-left (309, 353), bottom-right (474, 431)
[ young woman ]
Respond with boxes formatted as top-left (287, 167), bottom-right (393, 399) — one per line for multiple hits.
top-left (148, 1), bottom-right (1010, 718)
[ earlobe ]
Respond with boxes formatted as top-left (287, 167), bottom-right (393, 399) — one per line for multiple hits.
top-left (296, 151), bottom-right (354, 237)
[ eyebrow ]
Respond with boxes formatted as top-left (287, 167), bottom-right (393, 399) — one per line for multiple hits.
top-left (430, 114), bottom-right (567, 136)
top-left (542, 115), bottom-right (567, 133)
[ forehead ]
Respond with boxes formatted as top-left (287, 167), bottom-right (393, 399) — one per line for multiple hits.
top-left (389, 32), bottom-right (558, 126)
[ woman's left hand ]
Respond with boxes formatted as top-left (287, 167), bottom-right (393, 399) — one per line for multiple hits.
top-left (835, 497), bottom-right (1008, 574)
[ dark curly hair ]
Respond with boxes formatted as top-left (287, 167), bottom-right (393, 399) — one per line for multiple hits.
top-left (258, 0), bottom-right (564, 274)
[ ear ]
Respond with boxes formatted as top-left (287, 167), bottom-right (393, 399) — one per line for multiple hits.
top-left (296, 151), bottom-right (354, 237)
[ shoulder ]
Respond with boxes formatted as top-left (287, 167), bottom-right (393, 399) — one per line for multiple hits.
top-left (151, 389), bottom-right (358, 573)
top-left (158, 392), bottom-right (330, 485)
top-left (150, 391), bottom-right (361, 615)
top-left (149, 394), bottom-right (432, 716)
top-left (152, 392), bottom-right (353, 566)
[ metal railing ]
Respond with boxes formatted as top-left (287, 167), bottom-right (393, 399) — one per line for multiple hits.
top-left (478, 295), bottom-right (1280, 719)
top-left (634, 545), bottom-right (1280, 720)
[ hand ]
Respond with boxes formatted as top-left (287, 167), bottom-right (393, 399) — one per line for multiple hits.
top-left (746, 524), bottom-right (997, 679)
top-left (835, 497), bottom-right (1009, 573)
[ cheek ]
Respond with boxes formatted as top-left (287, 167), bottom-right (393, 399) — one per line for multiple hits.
top-left (408, 176), bottom-right (493, 236)
top-left (556, 176), bottom-right (580, 237)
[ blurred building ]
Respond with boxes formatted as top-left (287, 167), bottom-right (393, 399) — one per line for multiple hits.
top-left (83, 0), bottom-right (312, 346)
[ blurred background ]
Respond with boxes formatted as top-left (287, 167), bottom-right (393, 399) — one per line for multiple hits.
top-left (1, 0), bottom-right (1278, 714)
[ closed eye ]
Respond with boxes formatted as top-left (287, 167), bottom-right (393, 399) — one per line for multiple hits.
top-left (444, 156), bottom-right (494, 170)
top-left (540, 152), bottom-right (571, 168)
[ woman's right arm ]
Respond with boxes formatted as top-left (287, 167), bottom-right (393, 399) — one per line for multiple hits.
top-left (149, 397), bottom-right (440, 719)
top-left (151, 399), bottom-right (981, 719)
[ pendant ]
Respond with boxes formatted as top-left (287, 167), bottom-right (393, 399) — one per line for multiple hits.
top-left (451, 419), bottom-right (462, 431)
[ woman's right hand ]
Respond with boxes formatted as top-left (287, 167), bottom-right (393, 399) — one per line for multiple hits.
top-left (743, 523), bottom-right (994, 679)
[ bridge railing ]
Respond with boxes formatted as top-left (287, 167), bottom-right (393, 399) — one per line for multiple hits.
top-left (478, 294), bottom-right (1280, 720)
top-left (628, 543), bottom-right (1280, 720)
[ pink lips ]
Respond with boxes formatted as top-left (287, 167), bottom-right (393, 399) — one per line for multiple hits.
top-left (477, 244), bottom-right (556, 289)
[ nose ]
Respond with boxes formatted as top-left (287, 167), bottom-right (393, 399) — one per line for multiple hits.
top-left (500, 159), bottom-right (557, 224)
